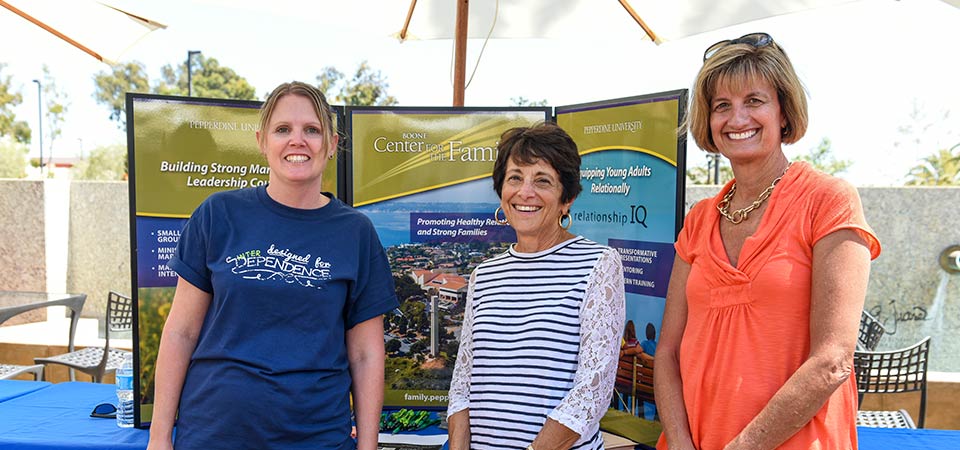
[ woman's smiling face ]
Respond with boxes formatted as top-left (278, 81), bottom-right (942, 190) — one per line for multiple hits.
top-left (257, 94), bottom-right (336, 188)
top-left (499, 157), bottom-right (572, 241)
top-left (709, 75), bottom-right (786, 162)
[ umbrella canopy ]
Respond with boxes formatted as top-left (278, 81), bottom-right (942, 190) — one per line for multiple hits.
top-left (395, 0), bottom-right (861, 105)
top-left (0, 0), bottom-right (166, 64)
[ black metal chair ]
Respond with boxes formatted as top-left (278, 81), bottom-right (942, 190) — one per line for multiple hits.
top-left (33, 292), bottom-right (133, 383)
top-left (858, 310), bottom-right (885, 351)
top-left (854, 336), bottom-right (931, 428)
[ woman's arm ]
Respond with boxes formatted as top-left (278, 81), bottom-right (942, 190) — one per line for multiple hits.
top-left (654, 255), bottom-right (696, 450)
top-left (147, 278), bottom-right (211, 450)
top-left (447, 410), bottom-right (471, 450)
top-left (621, 342), bottom-right (642, 357)
top-left (446, 272), bottom-right (477, 450)
top-left (541, 249), bottom-right (625, 450)
top-left (724, 229), bottom-right (870, 450)
top-left (347, 315), bottom-right (387, 450)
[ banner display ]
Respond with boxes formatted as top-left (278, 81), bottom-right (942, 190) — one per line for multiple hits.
top-left (127, 93), bottom-right (685, 422)
top-left (127, 94), bottom-right (340, 427)
top-left (556, 91), bottom-right (687, 418)
top-left (347, 107), bottom-right (549, 408)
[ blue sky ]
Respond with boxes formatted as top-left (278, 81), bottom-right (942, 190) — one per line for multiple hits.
top-left (2, 0), bottom-right (958, 186)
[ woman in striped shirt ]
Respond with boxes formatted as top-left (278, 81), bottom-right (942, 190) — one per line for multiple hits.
top-left (447, 123), bottom-right (626, 450)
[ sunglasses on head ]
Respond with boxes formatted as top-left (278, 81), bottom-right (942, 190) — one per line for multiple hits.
top-left (90, 403), bottom-right (117, 419)
top-left (703, 32), bottom-right (774, 61)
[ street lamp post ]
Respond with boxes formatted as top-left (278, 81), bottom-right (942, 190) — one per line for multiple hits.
top-left (711, 153), bottom-right (720, 184)
top-left (186, 50), bottom-right (201, 97)
top-left (31, 79), bottom-right (43, 175)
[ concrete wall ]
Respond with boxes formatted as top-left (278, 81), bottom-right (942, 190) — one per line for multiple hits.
top-left (65, 181), bottom-right (132, 330)
top-left (0, 180), bottom-right (46, 293)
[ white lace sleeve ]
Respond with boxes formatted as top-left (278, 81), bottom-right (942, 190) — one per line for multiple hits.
top-left (447, 271), bottom-right (477, 416)
top-left (548, 248), bottom-right (626, 436)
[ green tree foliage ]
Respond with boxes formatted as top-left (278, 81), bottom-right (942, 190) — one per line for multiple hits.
top-left (40, 65), bottom-right (69, 162)
top-left (510, 96), bottom-right (548, 107)
top-left (393, 274), bottom-right (422, 301)
top-left (386, 338), bottom-right (402, 354)
top-left (443, 339), bottom-right (460, 366)
top-left (71, 144), bottom-right (127, 180)
top-left (687, 138), bottom-right (852, 184)
top-left (687, 154), bottom-right (733, 185)
top-left (400, 299), bottom-right (428, 333)
top-left (316, 61), bottom-right (398, 106)
top-left (136, 288), bottom-right (174, 403)
top-left (155, 55), bottom-right (256, 100)
top-left (93, 61), bottom-right (149, 128)
top-left (93, 56), bottom-right (255, 128)
top-left (794, 138), bottom-right (851, 175)
top-left (0, 64), bottom-right (31, 144)
top-left (0, 138), bottom-right (28, 178)
top-left (904, 144), bottom-right (960, 186)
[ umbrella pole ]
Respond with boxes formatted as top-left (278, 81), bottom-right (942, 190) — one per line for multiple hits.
top-left (453, 0), bottom-right (468, 106)
top-left (618, 0), bottom-right (662, 44)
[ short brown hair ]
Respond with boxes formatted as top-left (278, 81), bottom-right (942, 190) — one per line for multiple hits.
top-left (684, 36), bottom-right (808, 153)
top-left (492, 122), bottom-right (582, 204)
top-left (258, 81), bottom-right (336, 148)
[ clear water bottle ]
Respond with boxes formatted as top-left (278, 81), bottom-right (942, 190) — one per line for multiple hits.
top-left (115, 353), bottom-right (135, 428)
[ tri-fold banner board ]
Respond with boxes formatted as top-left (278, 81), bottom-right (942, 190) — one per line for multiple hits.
top-left (127, 90), bottom-right (686, 427)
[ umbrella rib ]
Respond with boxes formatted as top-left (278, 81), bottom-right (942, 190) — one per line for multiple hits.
top-left (0, 0), bottom-right (105, 61)
top-left (399, 0), bottom-right (417, 41)
top-left (617, 0), bottom-right (662, 44)
top-left (98, 2), bottom-right (167, 30)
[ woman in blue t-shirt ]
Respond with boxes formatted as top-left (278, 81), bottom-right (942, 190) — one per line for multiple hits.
top-left (148, 82), bottom-right (398, 450)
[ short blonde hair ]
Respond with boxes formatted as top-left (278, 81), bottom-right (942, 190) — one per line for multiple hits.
top-left (258, 81), bottom-right (336, 148)
top-left (684, 37), bottom-right (808, 153)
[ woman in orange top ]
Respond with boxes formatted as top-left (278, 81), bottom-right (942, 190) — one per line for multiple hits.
top-left (654, 33), bottom-right (881, 450)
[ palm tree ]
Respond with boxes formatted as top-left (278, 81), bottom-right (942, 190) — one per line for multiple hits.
top-left (904, 143), bottom-right (960, 186)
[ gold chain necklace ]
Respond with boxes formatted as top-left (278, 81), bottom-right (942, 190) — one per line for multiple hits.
top-left (717, 163), bottom-right (791, 224)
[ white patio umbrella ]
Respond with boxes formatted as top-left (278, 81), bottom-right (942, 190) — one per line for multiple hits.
top-left (0, 0), bottom-right (166, 64)
top-left (393, 0), bottom-right (863, 105)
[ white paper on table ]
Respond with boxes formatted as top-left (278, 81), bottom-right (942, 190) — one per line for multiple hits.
top-left (377, 433), bottom-right (448, 446)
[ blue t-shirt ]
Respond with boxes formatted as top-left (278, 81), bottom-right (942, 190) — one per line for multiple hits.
top-left (640, 339), bottom-right (657, 357)
top-left (168, 186), bottom-right (398, 449)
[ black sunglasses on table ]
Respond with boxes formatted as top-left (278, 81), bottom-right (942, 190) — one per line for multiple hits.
top-left (90, 403), bottom-right (117, 419)
top-left (703, 32), bottom-right (774, 61)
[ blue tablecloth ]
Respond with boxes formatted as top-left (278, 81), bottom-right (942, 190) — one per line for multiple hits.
top-left (1, 381), bottom-right (959, 450)
top-left (0, 381), bottom-right (149, 450)
top-left (859, 426), bottom-right (960, 449)
top-left (0, 379), bottom-right (51, 402)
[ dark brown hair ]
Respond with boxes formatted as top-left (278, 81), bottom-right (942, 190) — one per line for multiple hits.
top-left (492, 122), bottom-right (582, 204)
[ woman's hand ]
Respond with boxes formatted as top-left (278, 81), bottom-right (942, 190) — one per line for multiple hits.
top-left (725, 229), bottom-right (870, 449)
top-left (531, 418), bottom-right (579, 450)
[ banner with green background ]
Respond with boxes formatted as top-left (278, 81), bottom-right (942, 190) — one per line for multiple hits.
top-left (557, 91), bottom-right (687, 420)
top-left (348, 107), bottom-right (549, 408)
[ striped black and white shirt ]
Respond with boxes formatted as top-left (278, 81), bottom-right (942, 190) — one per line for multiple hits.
top-left (448, 237), bottom-right (625, 450)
